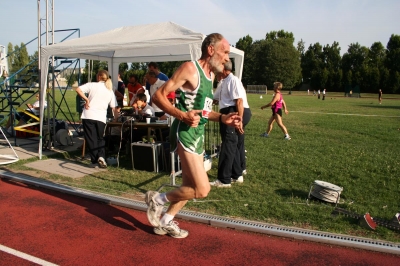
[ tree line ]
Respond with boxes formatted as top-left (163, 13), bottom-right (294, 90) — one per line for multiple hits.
top-left (236, 30), bottom-right (400, 93)
top-left (5, 30), bottom-right (400, 94)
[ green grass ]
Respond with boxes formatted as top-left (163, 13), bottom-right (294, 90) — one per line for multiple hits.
top-left (3, 91), bottom-right (400, 242)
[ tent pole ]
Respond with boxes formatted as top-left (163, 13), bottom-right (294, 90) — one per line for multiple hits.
top-left (38, 0), bottom-right (43, 159)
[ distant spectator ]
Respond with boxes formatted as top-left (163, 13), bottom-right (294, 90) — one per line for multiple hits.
top-left (127, 74), bottom-right (144, 105)
top-left (378, 89), bottom-right (382, 104)
top-left (147, 71), bottom-right (166, 118)
top-left (145, 62), bottom-right (168, 92)
top-left (5, 93), bottom-right (47, 135)
top-left (116, 72), bottom-right (126, 107)
top-left (132, 93), bottom-right (155, 117)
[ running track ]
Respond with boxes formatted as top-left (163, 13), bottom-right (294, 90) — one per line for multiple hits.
top-left (1, 178), bottom-right (399, 265)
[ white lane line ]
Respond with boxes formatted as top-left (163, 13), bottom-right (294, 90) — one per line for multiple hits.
top-left (290, 111), bottom-right (400, 118)
top-left (0, 244), bottom-right (58, 266)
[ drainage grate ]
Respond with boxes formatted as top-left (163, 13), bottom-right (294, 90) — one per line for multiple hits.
top-left (1, 170), bottom-right (399, 255)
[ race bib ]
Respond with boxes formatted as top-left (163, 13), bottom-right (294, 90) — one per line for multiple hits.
top-left (202, 97), bottom-right (213, 118)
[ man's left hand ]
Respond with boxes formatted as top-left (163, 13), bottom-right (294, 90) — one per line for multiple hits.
top-left (222, 113), bottom-right (242, 132)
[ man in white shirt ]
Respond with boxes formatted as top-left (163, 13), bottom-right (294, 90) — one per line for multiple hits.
top-left (211, 60), bottom-right (251, 187)
top-left (147, 71), bottom-right (166, 118)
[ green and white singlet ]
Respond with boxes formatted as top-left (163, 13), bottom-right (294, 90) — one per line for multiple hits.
top-left (169, 61), bottom-right (213, 155)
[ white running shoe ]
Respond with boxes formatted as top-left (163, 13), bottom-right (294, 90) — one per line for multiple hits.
top-left (209, 179), bottom-right (231, 188)
top-left (231, 176), bottom-right (244, 183)
top-left (154, 220), bottom-right (189, 238)
top-left (98, 157), bottom-right (107, 168)
top-left (145, 191), bottom-right (163, 227)
top-left (284, 135), bottom-right (291, 140)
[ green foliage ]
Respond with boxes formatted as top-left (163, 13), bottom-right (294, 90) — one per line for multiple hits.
top-left (119, 62), bottom-right (128, 73)
top-left (65, 73), bottom-right (78, 87)
top-left (157, 61), bottom-right (185, 77)
top-left (265, 30), bottom-right (295, 43)
top-left (130, 62), bottom-right (147, 71)
top-left (236, 35), bottom-right (253, 54)
top-left (7, 42), bottom-right (30, 75)
top-left (7, 43), bottom-right (14, 73)
top-left (81, 60), bottom-right (109, 83)
top-left (241, 32), bottom-right (301, 89)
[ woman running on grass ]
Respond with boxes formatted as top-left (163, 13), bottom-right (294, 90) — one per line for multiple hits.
top-left (260, 82), bottom-right (291, 140)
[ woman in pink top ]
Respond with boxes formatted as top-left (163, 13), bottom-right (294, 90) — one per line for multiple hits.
top-left (260, 82), bottom-right (291, 140)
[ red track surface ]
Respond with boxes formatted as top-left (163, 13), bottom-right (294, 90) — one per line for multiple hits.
top-left (1, 178), bottom-right (399, 266)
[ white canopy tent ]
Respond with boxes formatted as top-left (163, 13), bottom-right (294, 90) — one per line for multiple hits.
top-left (38, 21), bottom-right (244, 158)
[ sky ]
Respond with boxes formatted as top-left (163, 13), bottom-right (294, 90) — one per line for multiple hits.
top-left (1, 0), bottom-right (399, 57)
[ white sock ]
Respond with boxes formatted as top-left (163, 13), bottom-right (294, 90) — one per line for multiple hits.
top-left (160, 213), bottom-right (174, 226)
top-left (154, 193), bottom-right (169, 205)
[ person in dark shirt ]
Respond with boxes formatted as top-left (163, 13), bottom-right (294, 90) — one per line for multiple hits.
top-left (378, 89), bottom-right (382, 104)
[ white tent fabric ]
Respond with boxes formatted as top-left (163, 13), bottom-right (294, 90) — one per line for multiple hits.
top-left (38, 21), bottom-right (244, 158)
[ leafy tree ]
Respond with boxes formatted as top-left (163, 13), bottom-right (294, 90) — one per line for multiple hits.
top-left (386, 34), bottom-right (400, 72)
top-left (65, 72), bottom-right (78, 87)
top-left (265, 30), bottom-right (295, 43)
top-left (342, 43), bottom-right (369, 89)
top-left (323, 42), bottom-right (342, 90)
top-left (364, 42), bottom-right (387, 92)
top-left (252, 35), bottom-right (301, 89)
top-left (301, 43), bottom-right (324, 86)
top-left (385, 34), bottom-right (400, 92)
top-left (130, 62), bottom-right (147, 71)
top-left (235, 35), bottom-right (254, 86)
top-left (28, 51), bottom-right (39, 83)
top-left (81, 60), bottom-right (108, 83)
top-left (157, 61), bottom-right (184, 77)
top-left (7, 43), bottom-right (14, 74)
top-left (297, 39), bottom-right (305, 57)
top-left (236, 35), bottom-right (253, 54)
top-left (119, 63), bottom-right (128, 73)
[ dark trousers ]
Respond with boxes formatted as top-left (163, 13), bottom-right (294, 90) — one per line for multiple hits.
top-left (218, 106), bottom-right (242, 184)
top-left (82, 119), bottom-right (106, 164)
top-left (238, 108), bottom-right (252, 171)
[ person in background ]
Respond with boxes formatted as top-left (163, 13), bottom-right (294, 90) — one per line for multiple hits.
top-left (317, 89), bottom-right (321, 99)
top-left (158, 91), bottom-right (175, 121)
top-left (75, 70), bottom-right (116, 168)
top-left (116, 72), bottom-right (126, 107)
top-left (322, 89), bottom-right (326, 100)
top-left (145, 33), bottom-right (241, 238)
top-left (147, 71), bottom-right (166, 118)
top-left (127, 74), bottom-right (144, 106)
top-left (378, 89), bottom-right (382, 104)
top-left (5, 93), bottom-right (47, 135)
top-left (260, 82), bottom-right (291, 140)
top-left (210, 60), bottom-right (251, 187)
top-left (132, 93), bottom-right (155, 117)
top-left (145, 62), bottom-right (169, 93)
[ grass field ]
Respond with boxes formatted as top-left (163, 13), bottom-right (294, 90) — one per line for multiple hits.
top-left (4, 90), bottom-right (400, 242)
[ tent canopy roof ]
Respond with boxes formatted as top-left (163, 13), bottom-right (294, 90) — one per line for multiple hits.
top-left (38, 21), bottom-right (244, 158)
top-left (41, 21), bottom-right (243, 65)
top-left (42, 22), bottom-right (210, 62)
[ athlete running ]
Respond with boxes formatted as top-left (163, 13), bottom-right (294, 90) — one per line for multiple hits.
top-left (145, 33), bottom-right (242, 238)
